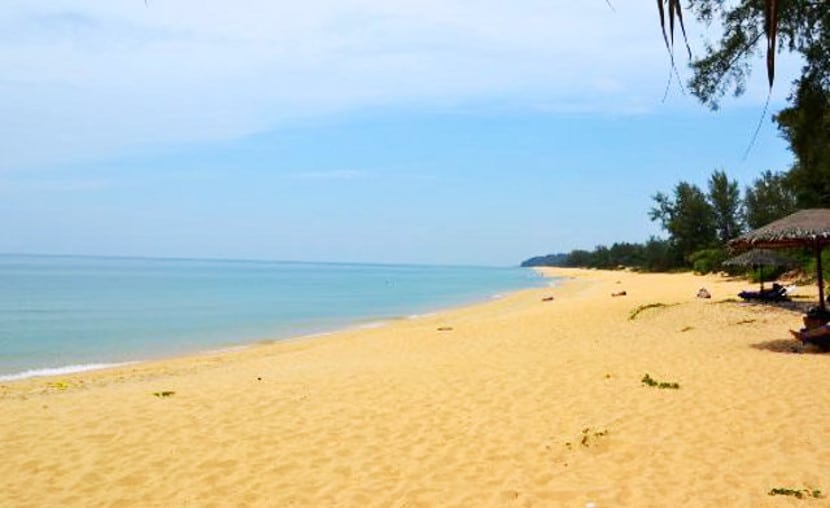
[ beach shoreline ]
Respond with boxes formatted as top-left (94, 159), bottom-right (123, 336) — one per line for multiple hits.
top-left (3, 268), bottom-right (829, 506)
top-left (0, 260), bottom-right (551, 384)
top-left (0, 273), bottom-right (555, 391)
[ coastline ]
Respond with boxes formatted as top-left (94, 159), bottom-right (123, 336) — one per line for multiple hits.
top-left (0, 273), bottom-right (554, 390)
top-left (3, 268), bottom-right (828, 506)
top-left (0, 263), bottom-right (551, 383)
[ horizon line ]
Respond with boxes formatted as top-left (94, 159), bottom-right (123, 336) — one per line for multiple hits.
top-left (0, 252), bottom-right (521, 270)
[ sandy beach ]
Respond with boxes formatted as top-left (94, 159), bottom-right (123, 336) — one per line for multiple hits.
top-left (1, 268), bottom-right (828, 507)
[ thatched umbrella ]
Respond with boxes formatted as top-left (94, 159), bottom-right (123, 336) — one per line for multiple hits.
top-left (723, 248), bottom-right (797, 292)
top-left (729, 209), bottom-right (830, 312)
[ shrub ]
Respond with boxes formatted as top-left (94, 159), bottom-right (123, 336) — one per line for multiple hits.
top-left (688, 248), bottom-right (729, 274)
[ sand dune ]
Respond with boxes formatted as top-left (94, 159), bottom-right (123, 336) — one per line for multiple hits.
top-left (1, 268), bottom-right (828, 507)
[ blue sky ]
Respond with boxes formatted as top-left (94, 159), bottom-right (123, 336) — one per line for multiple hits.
top-left (0, 1), bottom-right (799, 265)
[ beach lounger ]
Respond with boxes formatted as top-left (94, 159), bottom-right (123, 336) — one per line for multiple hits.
top-left (738, 283), bottom-right (788, 302)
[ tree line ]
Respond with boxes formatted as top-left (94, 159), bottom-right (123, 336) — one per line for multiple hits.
top-left (523, 1), bottom-right (830, 274)
top-left (522, 164), bottom-right (819, 273)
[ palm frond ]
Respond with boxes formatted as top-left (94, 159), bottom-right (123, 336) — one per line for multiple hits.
top-left (657, 0), bottom-right (779, 88)
top-left (764, 0), bottom-right (778, 87)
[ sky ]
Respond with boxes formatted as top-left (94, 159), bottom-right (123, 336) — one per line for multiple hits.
top-left (0, 1), bottom-right (802, 266)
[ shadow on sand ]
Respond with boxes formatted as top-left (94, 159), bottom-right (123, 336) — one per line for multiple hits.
top-left (751, 338), bottom-right (829, 355)
top-left (734, 299), bottom-right (815, 314)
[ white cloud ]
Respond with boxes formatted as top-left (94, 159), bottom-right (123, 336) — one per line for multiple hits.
top-left (0, 1), bottom-right (795, 171)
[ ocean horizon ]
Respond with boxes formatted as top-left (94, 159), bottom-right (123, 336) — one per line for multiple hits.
top-left (0, 254), bottom-right (551, 381)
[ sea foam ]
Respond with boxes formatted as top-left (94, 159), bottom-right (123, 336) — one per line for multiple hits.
top-left (0, 362), bottom-right (133, 382)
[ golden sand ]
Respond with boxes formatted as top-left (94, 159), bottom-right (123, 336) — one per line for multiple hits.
top-left (1, 268), bottom-right (829, 507)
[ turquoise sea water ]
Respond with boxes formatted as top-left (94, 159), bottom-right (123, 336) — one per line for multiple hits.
top-left (0, 255), bottom-right (550, 380)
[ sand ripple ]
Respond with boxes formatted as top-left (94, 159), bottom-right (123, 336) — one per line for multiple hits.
top-left (2, 269), bottom-right (828, 506)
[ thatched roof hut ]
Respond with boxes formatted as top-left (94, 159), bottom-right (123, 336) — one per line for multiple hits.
top-left (723, 248), bottom-right (798, 292)
top-left (729, 209), bottom-right (830, 250)
top-left (722, 248), bottom-right (797, 268)
top-left (729, 209), bottom-right (830, 312)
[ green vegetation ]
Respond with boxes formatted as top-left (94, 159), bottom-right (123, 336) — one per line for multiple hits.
top-left (521, 239), bottom-right (677, 272)
top-left (523, 170), bottom-right (751, 273)
top-left (651, 181), bottom-right (718, 261)
top-left (523, 3), bottom-right (830, 279)
top-left (687, 248), bottom-right (729, 276)
top-left (680, 2), bottom-right (826, 109)
top-left (768, 487), bottom-right (822, 499)
top-left (743, 171), bottom-right (798, 230)
top-left (521, 253), bottom-right (569, 267)
top-left (641, 374), bottom-right (680, 390)
top-left (748, 264), bottom-right (788, 284)
top-left (153, 391), bottom-right (176, 397)
top-left (522, 165), bottom-right (823, 278)
top-left (778, 77), bottom-right (830, 209)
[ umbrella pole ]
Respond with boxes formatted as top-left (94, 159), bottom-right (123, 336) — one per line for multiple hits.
top-left (817, 243), bottom-right (826, 311)
top-left (758, 264), bottom-right (764, 292)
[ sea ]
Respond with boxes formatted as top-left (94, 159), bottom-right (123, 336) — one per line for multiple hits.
top-left (0, 254), bottom-right (551, 381)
